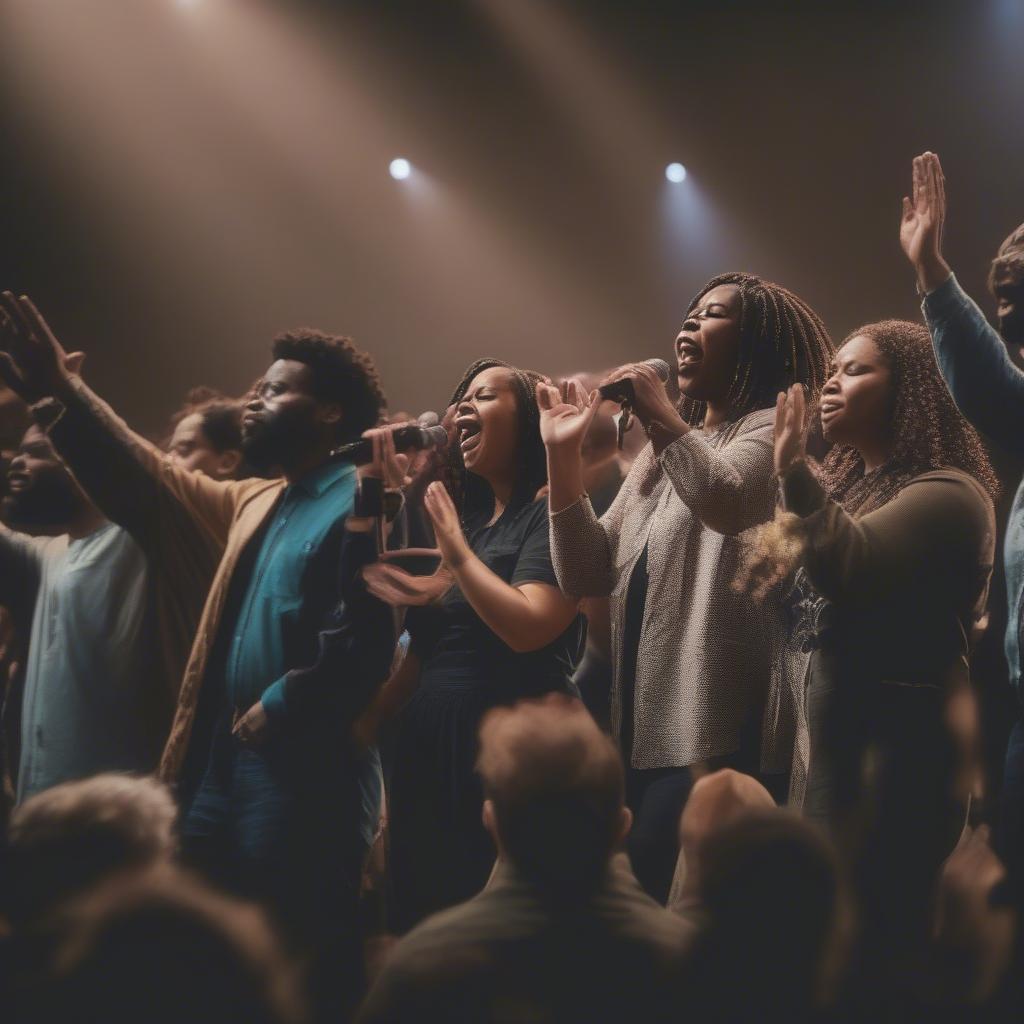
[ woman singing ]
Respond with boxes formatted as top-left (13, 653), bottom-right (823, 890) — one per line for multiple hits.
top-left (359, 359), bottom-right (584, 929)
top-left (537, 273), bottom-right (834, 901)
top-left (768, 320), bottom-right (997, 836)
top-left (768, 323), bottom-right (998, 1012)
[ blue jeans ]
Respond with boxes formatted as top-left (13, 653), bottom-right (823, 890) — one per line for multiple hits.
top-left (183, 723), bottom-right (378, 1015)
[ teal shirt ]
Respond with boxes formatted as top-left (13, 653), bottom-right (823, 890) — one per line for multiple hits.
top-left (224, 459), bottom-right (357, 721)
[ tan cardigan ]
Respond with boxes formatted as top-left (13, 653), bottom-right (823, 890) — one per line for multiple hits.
top-left (550, 408), bottom-right (806, 772)
top-left (46, 376), bottom-right (285, 781)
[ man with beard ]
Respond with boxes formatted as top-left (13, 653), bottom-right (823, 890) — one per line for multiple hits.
top-left (0, 424), bottom-right (165, 801)
top-left (0, 295), bottom-right (394, 1014)
top-left (900, 151), bottom-right (1024, 898)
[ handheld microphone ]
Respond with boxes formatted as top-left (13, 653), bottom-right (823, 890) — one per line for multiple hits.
top-left (333, 420), bottom-right (449, 465)
top-left (597, 359), bottom-right (671, 405)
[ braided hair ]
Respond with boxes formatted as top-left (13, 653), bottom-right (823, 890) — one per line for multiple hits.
top-left (445, 358), bottom-right (548, 527)
top-left (821, 320), bottom-right (999, 515)
top-left (679, 273), bottom-right (834, 426)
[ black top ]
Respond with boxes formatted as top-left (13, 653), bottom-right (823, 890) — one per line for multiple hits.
top-left (408, 498), bottom-right (584, 703)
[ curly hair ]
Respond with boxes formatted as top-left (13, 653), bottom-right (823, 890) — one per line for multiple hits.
top-left (988, 221), bottom-right (1024, 294)
top-left (271, 328), bottom-right (386, 443)
top-left (738, 320), bottom-right (999, 600)
top-left (820, 320), bottom-right (998, 515)
top-left (444, 358), bottom-right (548, 526)
top-left (166, 387), bottom-right (243, 454)
top-left (679, 273), bottom-right (834, 426)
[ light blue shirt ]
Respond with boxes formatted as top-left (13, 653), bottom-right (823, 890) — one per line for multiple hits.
top-left (5, 522), bottom-right (159, 801)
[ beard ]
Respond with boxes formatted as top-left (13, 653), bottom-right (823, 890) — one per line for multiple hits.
top-left (242, 412), bottom-right (321, 473)
top-left (1, 474), bottom-right (82, 533)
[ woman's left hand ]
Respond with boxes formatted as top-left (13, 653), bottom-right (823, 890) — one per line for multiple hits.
top-left (774, 384), bottom-right (807, 475)
top-left (424, 481), bottom-right (473, 570)
top-left (597, 362), bottom-right (687, 453)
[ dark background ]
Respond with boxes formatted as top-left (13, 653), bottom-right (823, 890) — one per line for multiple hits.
top-left (1, 0), bottom-right (1022, 431)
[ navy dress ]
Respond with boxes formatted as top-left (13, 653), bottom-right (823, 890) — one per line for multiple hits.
top-left (389, 497), bottom-right (584, 931)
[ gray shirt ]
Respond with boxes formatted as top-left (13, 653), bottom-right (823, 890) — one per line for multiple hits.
top-left (550, 408), bottom-right (805, 771)
top-left (1, 522), bottom-right (158, 801)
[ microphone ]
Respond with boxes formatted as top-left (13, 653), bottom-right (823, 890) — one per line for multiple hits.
top-left (333, 419), bottom-right (449, 465)
top-left (597, 359), bottom-right (671, 404)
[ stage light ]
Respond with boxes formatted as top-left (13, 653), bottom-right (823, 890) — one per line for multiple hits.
top-left (665, 162), bottom-right (687, 183)
top-left (389, 158), bottom-right (411, 180)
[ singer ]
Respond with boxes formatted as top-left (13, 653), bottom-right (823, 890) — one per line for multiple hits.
top-left (356, 358), bottom-right (584, 930)
top-left (537, 273), bottom-right (835, 902)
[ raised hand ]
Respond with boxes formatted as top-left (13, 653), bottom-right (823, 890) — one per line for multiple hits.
top-left (899, 152), bottom-right (952, 293)
top-left (535, 379), bottom-right (601, 453)
top-left (0, 293), bottom-right (83, 403)
top-left (773, 384), bottom-right (807, 475)
top-left (423, 480), bottom-right (473, 570)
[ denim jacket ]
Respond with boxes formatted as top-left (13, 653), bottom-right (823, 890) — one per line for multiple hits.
top-left (923, 274), bottom-right (1024, 695)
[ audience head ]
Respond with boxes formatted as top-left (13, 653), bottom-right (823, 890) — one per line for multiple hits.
top-left (166, 387), bottom-right (244, 480)
top-left (447, 358), bottom-right (548, 518)
top-left (675, 769), bottom-right (775, 901)
top-left (688, 811), bottom-right (848, 1019)
top-left (477, 694), bottom-right (629, 898)
top-left (1, 424), bottom-right (89, 534)
top-left (6, 774), bottom-right (176, 929)
top-left (676, 272), bottom-right (834, 426)
top-left (988, 221), bottom-right (1024, 347)
top-left (242, 328), bottom-right (385, 474)
top-left (28, 866), bottom-right (304, 1024)
top-left (819, 319), bottom-right (998, 515)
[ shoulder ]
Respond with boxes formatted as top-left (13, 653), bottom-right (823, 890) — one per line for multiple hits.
top-left (376, 892), bottom-right (509, 978)
top-left (726, 406), bottom-right (775, 441)
top-left (901, 468), bottom-right (993, 518)
top-left (891, 469), bottom-right (995, 548)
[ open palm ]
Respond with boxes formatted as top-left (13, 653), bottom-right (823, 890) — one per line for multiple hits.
top-left (535, 380), bottom-right (600, 451)
top-left (900, 152), bottom-right (945, 269)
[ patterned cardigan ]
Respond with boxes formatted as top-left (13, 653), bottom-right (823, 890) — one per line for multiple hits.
top-left (550, 407), bottom-right (806, 772)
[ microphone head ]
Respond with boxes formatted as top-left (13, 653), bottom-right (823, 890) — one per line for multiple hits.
top-left (645, 358), bottom-right (671, 382)
top-left (423, 424), bottom-right (450, 449)
top-left (417, 411), bottom-right (440, 427)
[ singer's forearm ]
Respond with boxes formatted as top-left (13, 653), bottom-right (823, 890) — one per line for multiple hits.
top-left (545, 445), bottom-right (586, 515)
top-left (450, 556), bottom-right (578, 653)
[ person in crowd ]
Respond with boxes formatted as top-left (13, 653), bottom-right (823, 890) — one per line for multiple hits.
top-left (767, 320), bottom-right (997, 1011)
top-left (0, 293), bottom-right (395, 1016)
top-left (165, 386), bottom-right (245, 481)
top-left (666, 767), bottom-right (776, 912)
top-left (357, 358), bottom-right (584, 930)
top-left (681, 810), bottom-right (848, 1023)
top-left (22, 865), bottom-right (305, 1024)
top-left (931, 825), bottom-right (1018, 1012)
top-left (899, 150), bottom-right (1024, 892)
top-left (4, 774), bottom-right (176, 932)
top-left (536, 273), bottom-right (834, 901)
top-left (0, 423), bottom-right (167, 801)
top-left (357, 694), bottom-right (692, 1023)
